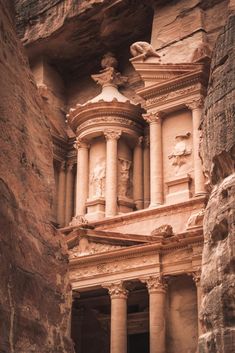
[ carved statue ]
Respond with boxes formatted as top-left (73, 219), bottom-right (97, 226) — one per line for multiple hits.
top-left (118, 158), bottom-right (132, 198)
top-left (151, 224), bottom-right (174, 238)
top-left (91, 53), bottom-right (128, 87)
top-left (130, 41), bottom-right (160, 60)
top-left (91, 161), bottom-right (106, 198)
top-left (186, 209), bottom-right (205, 229)
top-left (192, 42), bottom-right (211, 63)
top-left (168, 132), bottom-right (192, 173)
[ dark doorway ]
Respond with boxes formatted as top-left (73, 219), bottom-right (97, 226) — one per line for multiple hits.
top-left (128, 332), bottom-right (149, 353)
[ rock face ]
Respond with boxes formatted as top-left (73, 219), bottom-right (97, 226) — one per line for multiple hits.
top-left (199, 14), bottom-right (235, 353)
top-left (0, 1), bottom-right (74, 352)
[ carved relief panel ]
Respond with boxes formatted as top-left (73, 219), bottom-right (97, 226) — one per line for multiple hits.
top-left (88, 137), bottom-right (106, 200)
top-left (162, 110), bottom-right (194, 202)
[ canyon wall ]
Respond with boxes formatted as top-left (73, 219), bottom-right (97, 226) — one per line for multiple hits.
top-left (0, 1), bottom-right (74, 352)
top-left (199, 13), bottom-right (235, 353)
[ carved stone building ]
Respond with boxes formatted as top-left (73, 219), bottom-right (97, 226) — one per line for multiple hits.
top-left (13, 1), bottom-right (234, 353)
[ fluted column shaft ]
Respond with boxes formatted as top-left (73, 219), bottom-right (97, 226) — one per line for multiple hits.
top-left (144, 113), bottom-right (163, 206)
top-left (143, 135), bottom-right (150, 208)
top-left (133, 136), bottom-right (144, 210)
top-left (65, 162), bottom-right (74, 225)
top-left (57, 161), bottom-right (66, 227)
top-left (74, 138), bottom-right (89, 216)
top-left (104, 282), bottom-right (128, 353)
top-left (187, 99), bottom-right (205, 196)
top-left (143, 276), bottom-right (167, 353)
top-left (104, 130), bottom-right (121, 217)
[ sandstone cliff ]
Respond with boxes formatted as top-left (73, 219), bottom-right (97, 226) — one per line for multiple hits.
top-left (0, 1), bottom-right (74, 352)
top-left (199, 14), bottom-right (235, 353)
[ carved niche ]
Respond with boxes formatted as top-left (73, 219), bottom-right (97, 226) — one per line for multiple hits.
top-left (168, 132), bottom-right (192, 174)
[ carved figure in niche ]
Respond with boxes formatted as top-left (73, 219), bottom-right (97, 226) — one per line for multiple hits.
top-left (130, 41), bottom-right (160, 60)
top-left (91, 161), bottom-right (106, 198)
top-left (118, 158), bottom-right (132, 198)
top-left (168, 132), bottom-right (192, 174)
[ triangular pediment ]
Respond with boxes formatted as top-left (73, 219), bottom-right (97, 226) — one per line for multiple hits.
top-left (66, 228), bottom-right (152, 259)
top-left (69, 239), bottom-right (126, 259)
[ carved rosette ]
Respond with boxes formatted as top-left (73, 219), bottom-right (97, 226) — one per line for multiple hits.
top-left (143, 112), bottom-right (162, 124)
top-left (73, 137), bottom-right (89, 150)
top-left (103, 281), bottom-right (128, 299)
top-left (104, 129), bottom-right (122, 141)
top-left (141, 276), bottom-right (167, 293)
top-left (186, 96), bottom-right (204, 110)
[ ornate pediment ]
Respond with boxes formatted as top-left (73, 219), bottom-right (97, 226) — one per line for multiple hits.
top-left (69, 237), bottom-right (126, 259)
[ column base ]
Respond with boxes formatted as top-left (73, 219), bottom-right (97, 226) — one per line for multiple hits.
top-left (149, 202), bottom-right (162, 208)
top-left (195, 191), bottom-right (207, 197)
top-left (166, 175), bottom-right (192, 204)
top-left (86, 198), bottom-right (105, 222)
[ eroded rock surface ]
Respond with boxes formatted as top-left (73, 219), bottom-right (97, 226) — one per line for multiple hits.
top-left (0, 1), bottom-right (74, 352)
top-left (199, 14), bottom-right (235, 353)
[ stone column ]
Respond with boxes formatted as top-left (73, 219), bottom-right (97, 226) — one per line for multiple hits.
top-left (104, 130), bottom-right (122, 217)
top-left (74, 138), bottom-right (89, 216)
top-left (187, 98), bottom-right (206, 196)
top-left (65, 162), bottom-right (75, 225)
top-left (57, 161), bottom-right (66, 227)
top-left (104, 281), bottom-right (128, 353)
top-left (143, 135), bottom-right (150, 208)
top-left (143, 276), bottom-right (167, 353)
top-left (133, 136), bottom-right (144, 210)
top-left (143, 113), bottom-right (163, 207)
top-left (192, 272), bottom-right (203, 337)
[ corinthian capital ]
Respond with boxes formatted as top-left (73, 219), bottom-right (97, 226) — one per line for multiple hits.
top-left (143, 112), bottom-right (163, 124)
top-left (104, 129), bottom-right (122, 141)
top-left (73, 137), bottom-right (89, 150)
top-left (141, 275), bottom-right (167, 293)
top-left (103, 281), bottom-right (128, 299)
top-left (186, 96), bottom-right (204, 110)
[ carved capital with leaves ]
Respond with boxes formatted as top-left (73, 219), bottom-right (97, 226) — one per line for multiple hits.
top-left (141, 275), bottom-right (167, 293)
top-left (103, 281), bottom-right (128, 299)
top-left (143, 112), bottom-right (163, 124)
top-left (104, 129), bottom-right (122, 141)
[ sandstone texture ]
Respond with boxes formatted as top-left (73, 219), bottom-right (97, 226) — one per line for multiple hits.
top-left (0, 1), bottom-right (74, 352)
top-left (199, 14), bottom-right (235, 353)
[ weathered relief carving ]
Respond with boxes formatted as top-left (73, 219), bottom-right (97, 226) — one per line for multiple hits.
top-left (186, 209), bottom-right (205, 229)
top-left (90, 161), bottom-right (106, 198)
top-left (70, 255), bottom-right (158, 279)
top-left (168, 132), bottom-right (192, 174)
top-left (118, 158), bottom-right (132, 198)
top-left (69, 237), bottom-right (124, 258)
top-left (69, 215), bottom-right (88, 227)
top-left (151, 224), bottom-right (174, 238)
top-left (130, 41), bottom-right (160, 60)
